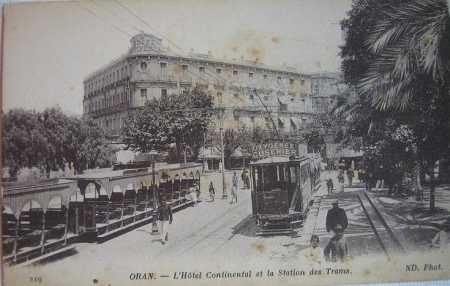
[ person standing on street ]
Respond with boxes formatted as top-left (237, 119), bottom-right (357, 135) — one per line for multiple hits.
top-left (209, 181), bottom-right (215, 202)
top-left (158, 200), bottom-right (173, 244)
top-left (189, 186), bottom-right (198, 206)
top-left (231, 171), bottom-right (239, 204)
top-left (324, 224), bottom-right (349, 262)
top-left (326, 178), bottom-right (334, 195)
top-left (326, 199), bottom-right (348, 234)
top-left (337, 171), bottom-right (345, 193)
top-left (195, 182), bottom-right (201, 202)
top-left (346, 169), bottom-right (354, 187)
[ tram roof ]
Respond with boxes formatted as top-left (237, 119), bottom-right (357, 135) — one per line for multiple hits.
top-left (69, 162), bottom-right (202, 180)
top-left (249, 156), bottom-right (309, 166)
top-left (2, 178), bottom-right (75, 194)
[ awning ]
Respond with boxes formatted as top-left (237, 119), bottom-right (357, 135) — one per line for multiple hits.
top-left (198, 147), bottom-right (222, 159)
top-left (231, 147), bottom-right (243, 158)
top-left (340, 148), bottom-right (364, 158)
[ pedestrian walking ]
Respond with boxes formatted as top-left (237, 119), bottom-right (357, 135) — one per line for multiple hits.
top-left (189, 186), bottom-right (198, 205)
top-left (231, 171), bottom-right (239, 204)
top-left (241, 169), bottom-right (250, 189)
top-left (158, 200), bottom-right (173, 244)
top-left (346, 169), bottom-right (354, 187)
top-left (326, 199), bottom-right (348, 233)
top-left (209, 181), bottom-right (215, 202)
top-left (324, 224), bottom-right (349, 262)
top-left (195, 183), bottom-right (201, 201)
top-left (326, 178), bottom-right (334, 195)
top-left (337, 171), bottom-right (345, 193)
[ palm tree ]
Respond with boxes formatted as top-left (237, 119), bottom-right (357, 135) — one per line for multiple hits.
top-left (358, 0), bottom-right (450, 210)
top-left (359, 0), bottom-right (450, 111)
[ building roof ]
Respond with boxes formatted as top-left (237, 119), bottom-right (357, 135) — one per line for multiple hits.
top-left (198, 147), bottom-right (222, 159)
top-left (84, 33), bottom-right (313, 82)
top-left (250, 156), bottom-right (291, 165)
top-left (69, 162), bottom-right (201, 180)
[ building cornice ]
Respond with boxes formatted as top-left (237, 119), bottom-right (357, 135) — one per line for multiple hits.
top-left (84, 50), bottom-right (313, 83)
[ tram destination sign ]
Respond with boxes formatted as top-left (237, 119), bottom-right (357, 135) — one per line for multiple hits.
top-left (251, 142), bottom-right (299, 159)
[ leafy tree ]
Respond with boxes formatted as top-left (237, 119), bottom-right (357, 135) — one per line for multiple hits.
top-left (38, 107), bottom-right (70, 177)
top-left (3, 107), bottom-right (112, 179)
top-left (220, 126), bottom-right (255, 168)
top-left (303, 130), bottom-right (325, 154)
top-left (3, 109), bottom-right (46, 178)
top-left (64, 117), bottom-right (113, 174)
top-left (122, 88), bottom-right (213, 162)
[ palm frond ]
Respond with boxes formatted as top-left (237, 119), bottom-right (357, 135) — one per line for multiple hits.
top-left (359, 0), bottom-right (449, 111)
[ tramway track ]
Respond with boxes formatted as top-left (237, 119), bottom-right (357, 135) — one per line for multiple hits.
top-left (357, 191), bottom-right (405, 258)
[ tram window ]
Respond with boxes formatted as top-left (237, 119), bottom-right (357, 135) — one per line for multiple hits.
top-left (263, 166), bottom-right (277, 184)
top-left (289, 166), bottom-right (298, 184)
top-left (252, 167), bottom-right (259, 190)
top-left (278, 165), bottom-right (286, 182)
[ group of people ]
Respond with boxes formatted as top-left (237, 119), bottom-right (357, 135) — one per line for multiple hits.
top-left (156, 170), bottom-right (248, 245)
top-left (208, 170), bottom-right (249, 203)
top-left (326, 168), bottom-right (360, 195)
top-left (304, 199), bottom-right (349, 263)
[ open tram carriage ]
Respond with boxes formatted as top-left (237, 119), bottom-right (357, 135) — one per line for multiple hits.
top-left (250, 155), bottom-right (320, 236)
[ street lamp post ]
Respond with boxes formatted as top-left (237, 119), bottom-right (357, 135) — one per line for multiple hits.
top-left (149, 149), bottom-right (159, 209)
top-left (149, 149), bottom-right (159, 233)
top-left (220, 127), bottom-right (226, 199)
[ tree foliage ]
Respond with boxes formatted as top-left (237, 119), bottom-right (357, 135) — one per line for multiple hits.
top-left (3, 107), bottom-right (112, 178)
top-left (122, 88), bottom-right (213, 161)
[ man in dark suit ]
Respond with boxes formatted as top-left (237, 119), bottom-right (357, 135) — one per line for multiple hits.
top-left (158, 200), bottom-right (173, 244)
top-left (326, 199), bottom-right (348, 233)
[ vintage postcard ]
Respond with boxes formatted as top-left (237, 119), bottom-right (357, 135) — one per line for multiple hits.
top-left (2, 0), bottom-right (450, 285)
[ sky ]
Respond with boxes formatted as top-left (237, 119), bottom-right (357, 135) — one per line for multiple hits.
top-left (3, 0), bottom-right (353, 115)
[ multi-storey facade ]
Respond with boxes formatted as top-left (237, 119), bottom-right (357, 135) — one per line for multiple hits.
top-left (83, 33), bottom-right (317, 136)
top-left (310, 72), bottom-right (348, 114)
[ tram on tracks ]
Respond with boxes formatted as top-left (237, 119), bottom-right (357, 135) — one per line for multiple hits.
top-left (249, 154), bottom-right (321, 235)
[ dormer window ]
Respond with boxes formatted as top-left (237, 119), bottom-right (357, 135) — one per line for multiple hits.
top-left (199, 66), bottom-right (205, 72)
top-left (216, 68), bottom-right (222, 74)
top-left (249, 72), bottom-right (254, 78)
top-left (233, 70), bottom-right (238, 76)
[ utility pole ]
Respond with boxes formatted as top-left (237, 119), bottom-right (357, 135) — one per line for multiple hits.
top-left (218, 92), bottom-right (227, 199)
top-left (220, 124), bottom-right (226, 199)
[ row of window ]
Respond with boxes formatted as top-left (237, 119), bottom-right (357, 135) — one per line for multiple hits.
top-left (140, 61), bottom-right (306, 85)
top-left (230, 113), bottom-right (308, 128)
top-left (140, 88), bottom-right (167, 98)
top-left (86, 65), bottom-right (129, 92)
top-left (102, 116), bottom-right (125, 131)
top-left (86, 92), bottom-right (130, 113)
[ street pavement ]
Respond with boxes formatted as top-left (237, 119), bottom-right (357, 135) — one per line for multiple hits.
top-left (6, 172), bottom-right (449, 286)
top-left (6, 186), bottom-right (296, 285)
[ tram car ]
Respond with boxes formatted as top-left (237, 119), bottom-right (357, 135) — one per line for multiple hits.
top-left (249, 155), bottom-right (320, 235)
